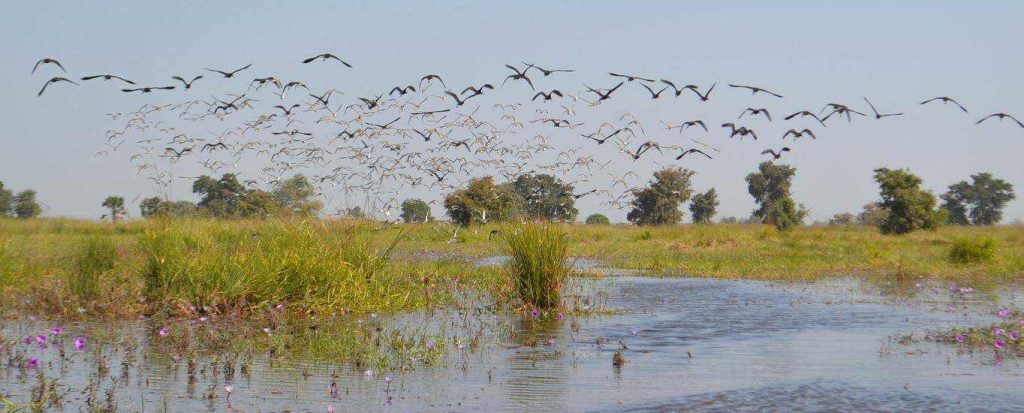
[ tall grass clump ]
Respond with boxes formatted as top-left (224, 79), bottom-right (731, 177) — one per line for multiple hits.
top-left (949, 236), bottom-right (996, 264)
top-left (70, 237), bottom-right (118, 300)
top-left (138, 221), bottom-right (401, 312)
top-left (501, 223), bottom-right (572, 309)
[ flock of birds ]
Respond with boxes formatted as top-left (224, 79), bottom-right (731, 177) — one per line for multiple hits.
top-left (31, 55), bottom-right (1023, 217)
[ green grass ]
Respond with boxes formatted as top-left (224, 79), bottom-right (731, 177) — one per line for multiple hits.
top-left (500, 223), bottom-right (572, 309)
top-left (949, 236), bottom-right (997, 264)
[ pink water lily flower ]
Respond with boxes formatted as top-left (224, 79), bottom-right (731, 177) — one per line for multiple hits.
top-left (998, 309), bottom-right (1011, 318)
top-left (74, 337), bottom-right (87, 351)
top-left (26, 358), bottom-right (39, 368)
top-left (955, 334), bottom-right (965, 343)
top-left (51, 326), bottom-right (63, 335)
top-left (993, 328), bottom-right (1006, 336)
top-left (159, 327), bottom-right (169, 337)
top-left (994, 339), bottom-right (1006, 349)
top-left (1009, 331), bottom-right (1020, 340)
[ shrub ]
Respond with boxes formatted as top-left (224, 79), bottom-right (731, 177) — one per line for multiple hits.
top-left (71, 237), bottom-right (117, 300)
top-left (949, 236), bottom-right (996, 264)
top-left (501, 223), bottom-right (571, 309)
top-left (585, 214), bottom-right (610, 225)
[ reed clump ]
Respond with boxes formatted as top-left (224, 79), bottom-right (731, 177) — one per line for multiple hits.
top-left (500, 222), bottom-right (572, 309)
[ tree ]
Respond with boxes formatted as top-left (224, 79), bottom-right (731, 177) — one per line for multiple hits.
top-left (0, 181), bottom-right (12, 217)
top-left (101, 196), bottom-right (126, 223)
top-left (272, 174), bottom-right (323, 217)
top-left (140, 197), bottom-right (196, 218)
top-left (140, 197), bottom-right (163, 218)
top-left (400, 199), bottom-right (432, 223)
top-left (627, 167), bottom-right (695, 226)
top-left (444, 176), bottom-right (523, 226)
top-left (191, 174), bottom-right (284, 218)
top-left (511, 174), bottom-right (578, 222)
top-left (13, 190), bottom-right (41, 219)
top-left (873, 167), bottom-right (942, 235)
top-left (585, 214), bottom-right (610, 225)
top-left (689, 188), bottom-right (719, 224)
top-left (857, 203), bottom-right (886, 227)
top-left (344, 206), bottom-right (365, 219)
top-left (746, 162), bottom-right (807, 231)
top-left (829, 212), bottom-right (856, 226)
top-left (940, 172), bottom-right (1015, 226)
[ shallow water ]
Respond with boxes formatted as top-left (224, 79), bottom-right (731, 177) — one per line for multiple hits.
top-left (3, 275), bottom-right (1023, 412)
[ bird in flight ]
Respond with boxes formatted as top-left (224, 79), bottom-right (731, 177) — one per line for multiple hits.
top-left (976, 113), bottom-right (1024, 129)
top-left (532, 90), bottom-right (564, 101)
top-left (739, 108), bottom-right (772, 121)
top-left (761, 147), bottom-right (791, 160)
top-left (640, 83), bottom-right (669, 99)
top-left (728, 84), bottom-right (783, 98)
top-left (503, 64), bottom-right (535, 90)
top-left (419, 74), bottom-right (446, 89)
top-left (205, 64), bottom-right (252, 78)
top-left (675, 148), bottom-right (713, 160)
top-left (274, 104), bottom-right (301, 116)
top-left (920, 96), bottom-right (968, 113)
top-left (171, 75), bottom-right (203, 90)
top-left (389, 85), bottom-right (416, 96)
top-left (626, 141), bottom-right (663, 160)
top-left (302, 53), bottom-right (353, 67)
top-left (32, 58), bottom-right (66, 74)
top-left (462, 84), bottom-right (494, 97)
top-left (37, 77), bottom-right (78, 96)
top-left (609, 73), bottom-right (654, 82)
top-left (81, 74), bottom-right (135, 85)
top-left (522, 62), bottom-right (575, 76)
top-left (781, 129), bottom-right (817, 140)
top-left (784, 111), bottom-right (827, 126)
top-left (862, 97), bottom-right (903, 119)
top-left (121, 85), bottom-right (175, 93)
top-left (584, 81), bottom-right (625, 102)
top-left (687, 82), bottom-right (716, 102)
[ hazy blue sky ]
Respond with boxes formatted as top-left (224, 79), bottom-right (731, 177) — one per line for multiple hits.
top-left (2, 1), bottom-right (1022, 222)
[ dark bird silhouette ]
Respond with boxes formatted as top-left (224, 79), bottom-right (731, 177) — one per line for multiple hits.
top-left (609, 73), bottom-right (654, 82)
top-left (445, 90), bottom-right (477, 106)
top-left (640, 83), bottom-right (669, 99)
top-left (822, 105), bottom-right (866, 122)
top-left (761, 147), bottom-right (791, 160)
top-left (739, 108), bottom-right (772, 121)
top-left (784, 111), bottom-right (827, 126)
top-left (863, 97), bottom-right (903, 119)
top-left (359, 95), bottom-right (383, 109)
top-left (675, 148), bottom-right (713, 160)
top-left (782, 129), bottom-right (817, 140)
top-left (389, 85), bottom-right (416, 96)
top-left (728, 84), bottom-right (783, 98)
top-left (205, 64), bottom-right (252, 78)
top-left (368, 117), bottom-right (401, 130)
top-left (412, 129), bottom-right (434, 142)
top-left (274, 104), bottom-right (301, 116)
top-left (250, 77), bottom-right (282, 89)
top-left (309, 89), bottom-right (334, 106)
top-left (32, 58), bottom-right (66, 74)
top-left (461, 84), bottom-right (494, 97)
top-left (570, 189), bottom-right (597, 199)
top-left (722, 123), bottom-right (759, 140)
top-left (302, 53), bottom-right (353, 67)
top-left (171, 75), bottom-right (203, 89)
top-left (681, 120), bottom-right (708, 132)
top-left (523, 62), bottom-right (575, 76)
top-left (627, 141), bottom-right (663, 160)
top-left (272, 130), bottom-right (312, 136)
top-left (532, 90), bottom-right (563, 101)
top-left (584, 81), bottom-right (625, 102)
top-left (659, 79), bottom-right (698, 97)
top-left (976, 113), bottom-right (1024, 129)
top-left (581, 132), bottom-right (614, 145)
top-left (502, 64), bottom-right (535, 90)
top-left (120, 85), bottom-right (175, 93)
top-left (687, 82), bottom-right (716, 102)
top-left (163, 147), bottom-right (192, 158)
top-left (38, 77), bottom-right (78, 96)
top-left (419, 74), bottom-right (446, 89)
top-left (201, 142), bottom-right (228, 152)
top-left (920, 96), bottom-right (968, 113)
top-left (81, 74), bottom-right (135, 85)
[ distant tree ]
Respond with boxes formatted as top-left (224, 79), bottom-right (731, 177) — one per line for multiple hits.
top-left (13, 190), bottom-right (41, 219)
top-left (585, 214), bottom-right (610, 225)
top-left (344, 207), bottom-right (365, 219)
top-left (829, 212), bottom-right (856, 226)
top-left (192, 174), bottom-right (246, 217)
top-left (401, 199), bottom-right (432, 223)
top-left (627, 167), bottom-right (695, 226)
top-left (140, 197), bottom-right (196, 218)
top-left (689, 188), bottom-right (719, 224)
top-left (746, 162), bottom-right (807, 231)
top-left (237, 190), bottom-right (281, 218)
top-left (0, 181), bottom-right (12, 217)
top-left (272, 174), bottom-right (322, 217)
top-left (857, 203), bottom-right (887, 227)
top-left (512, 174), bottom-right (578, 222)
top-left (873, 167), bottom-right (942, 235)
top-left (101, 196), bottom-right (126, 223)
top-left (140, 197), bottom-right (163, 218)
top-left (444, 176), bottom-right (523, 226)
top-left (940, 172), bottom-right (1015, 226)
top-left (719, 216), bottom-right (740, 224)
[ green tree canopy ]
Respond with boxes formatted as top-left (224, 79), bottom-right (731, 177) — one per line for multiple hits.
top-left (272, 174), bottom-right (323, 217)
top-left (444, 176), bottom-right (523, 226)
top-left (873, 167), bottom-right (942, 235)
top-left (626, 167), bottom-right (695, 226)
top-left (0, 181), bottom-right (13, 217)
top-left (400, 198), bottom-right (432, 223)
top-left (101, 196), bottom-right (126, 222)
top-left (585, 213), bottom-right (610, 225)
top-left (13, 190), bottom-right (42, 219)
top-left (689, 188), bottom-right (719, 224)
top-left (829, 212), bottom-right (856, 226)
top-left (746, 162), bottom-right (806, 231)
top-left (140, 197), bottom-right (196, 218)
top-left (857, 203), bottom-right (886, 227)
top-left (512, 173), bottom-right (578, 222)
top-left (940, 172), bottom-right (1015, 226)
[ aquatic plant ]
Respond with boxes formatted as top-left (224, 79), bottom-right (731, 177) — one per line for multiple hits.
top-left (501, 223), bottom-right (572, 309)
top-left (70, 237), bottom-right (117, 300)
top-left (949, 236), bottom-right (996, 264)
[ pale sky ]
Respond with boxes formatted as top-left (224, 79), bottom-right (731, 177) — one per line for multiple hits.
top-left (2, 1), bottom-right (1022, 222)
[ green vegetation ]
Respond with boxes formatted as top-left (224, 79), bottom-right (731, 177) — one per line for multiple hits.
top-left (500, 223), bottom-right (571, 309)
top-left (0, 181), bottom-right (13, 217)
top-left (444, 176), bottom-right (523, 225)
top-left (949, 236), bottom-right (997, 264)
top-left (746, 162), bottom-right (807, 231)
top-left (874, 167), bottom-right (943, 234)
top-left (941, 172), bottom-right (1015, 226)
top-left (690, 188), bottom-right (719, 224)
top-left (512, 173), bottom-right (578, 222)
top-left (101, 195), bottom-right (126, 222)
top-left (627, 167), bottom-right (695, 226)
top-left (71, 237), bottom-right (117, 300)
top-left (401, 198), bottom-right (433, 223)
top-left (585, 214), bottom-right (610, 225)
top-left (13, 189), bottom-right (42, 218)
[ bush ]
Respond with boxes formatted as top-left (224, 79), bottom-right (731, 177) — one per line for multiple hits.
top-left (585, 214), bottom-right (610, 225)
top-left (71, 237), bottom-right (117, 300)
top-left (501, 223), bottom-right (571, 309)
top-left (949, 237), bottom-right (996, 264)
